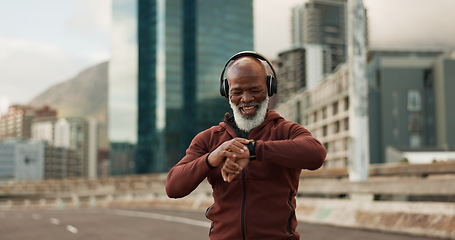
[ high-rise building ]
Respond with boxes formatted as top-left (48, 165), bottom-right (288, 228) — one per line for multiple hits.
top-left (109, 0), bottom-right (254, 174)
top-left (276, 44), bottom-right (332, 100)
top-left (291, 0), bottom-right (348, 71)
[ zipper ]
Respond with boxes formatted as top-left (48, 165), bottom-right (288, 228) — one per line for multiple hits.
top-left (241, 168), bottom-right (247, 240)
top-left (286, 190), bottom-right (295, 236)
top-left (205, 203), bottom-right (215, 234)
top-left (225, 121), bottom-right (249, 240)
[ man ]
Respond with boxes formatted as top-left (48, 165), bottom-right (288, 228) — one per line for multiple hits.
top-left (166, 51), bottom-right (326, 240)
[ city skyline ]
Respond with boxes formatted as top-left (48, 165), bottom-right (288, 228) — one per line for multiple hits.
top-left (1, 0), bottom-right (455, 114)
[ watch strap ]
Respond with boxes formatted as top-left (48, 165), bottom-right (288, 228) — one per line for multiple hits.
top-left (247, 140), bottom-right (256, 160)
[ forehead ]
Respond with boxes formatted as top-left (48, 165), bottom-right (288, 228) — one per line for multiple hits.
top-left (227, 57), bottom-right (266, 87)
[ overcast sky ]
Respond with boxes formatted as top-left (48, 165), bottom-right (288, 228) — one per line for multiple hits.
top-left (1, 0), bottom-right (455, 114)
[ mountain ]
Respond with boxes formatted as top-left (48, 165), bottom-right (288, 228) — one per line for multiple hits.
top-left (29, 61), bottom-right (109, 148)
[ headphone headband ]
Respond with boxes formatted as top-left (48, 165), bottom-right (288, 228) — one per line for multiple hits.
top-left (219, 51), bottom-right (277, 98)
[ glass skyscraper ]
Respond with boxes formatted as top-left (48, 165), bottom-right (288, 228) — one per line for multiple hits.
top-left (109, 0), bottom-right (254, 174)
top-left (291, 0), bottom-right (348, 71)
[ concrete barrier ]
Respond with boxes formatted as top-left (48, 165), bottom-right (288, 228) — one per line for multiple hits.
top-left (1, 163), bottom-right (455, 239)
top-left (295, 197), bottom-right (455, 239)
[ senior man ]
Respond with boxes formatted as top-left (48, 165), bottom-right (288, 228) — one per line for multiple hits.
top-left (166, 51), bottom-right (326, 240)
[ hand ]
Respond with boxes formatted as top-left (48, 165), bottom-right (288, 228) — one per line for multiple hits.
top-left (207, 138), bottom-right (249, 168)
top-left (222, 156), bottom-right (249, 182)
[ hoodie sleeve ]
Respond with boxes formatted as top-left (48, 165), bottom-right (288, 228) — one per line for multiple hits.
top-left (254, 122), bottom-right (326, 170)
top-left (165, 129), bottom-right (213, 198)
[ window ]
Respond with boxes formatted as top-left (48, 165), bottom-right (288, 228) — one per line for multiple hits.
top-left (344, 97), bottom-right (349, 111)
top-left (334, 121), bottom-right (340, 133)
top-left (296, 101), bottom-right (301, 124)
top-left (343, 138), bottom-right (349, 150)
top-left (407, 90), bottom-right (421, 112)
top-left (322, 106), bottom-right (327, 119)
top-left (323, 125), bottom-right (327, 136)
top-left (410, 134), bottom-right (421, 147)
top-left (333, 102), bottom-right (338, 115)
top-left (344, 118), bottom-right (349, 131)
top-left (323, 142), bottom-right (329, 153)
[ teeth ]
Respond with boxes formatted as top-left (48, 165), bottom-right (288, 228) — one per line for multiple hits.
top-left (243, 106), bottom-right (254, 110)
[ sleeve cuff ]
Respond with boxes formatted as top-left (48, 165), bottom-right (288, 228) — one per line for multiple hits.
top-left (205, 153), bottom-right (216, 169)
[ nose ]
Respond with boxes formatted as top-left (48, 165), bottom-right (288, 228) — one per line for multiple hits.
top-left (241, 92), bottom-right (253, 103)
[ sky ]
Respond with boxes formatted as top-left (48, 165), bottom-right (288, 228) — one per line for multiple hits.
top-left (1, 0), bottom-right (455, 115)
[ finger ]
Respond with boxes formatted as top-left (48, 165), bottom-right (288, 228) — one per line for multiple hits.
top-left (221, 168), bottom-right (228, 182)
top-left (233, 139), bottom-right (249, 149)
top-left (225, 143), bottom-right (247, 154)
top-left (227, 173), bottom-right (238, 182)
top-left (225, 158), bottom-right (242, 171)
top-left (222, 161), bottom-right (240, 174)
top-left (222, 150), bottom-right (237, 159)
top-left (234, 137), bottom-right (250, 144)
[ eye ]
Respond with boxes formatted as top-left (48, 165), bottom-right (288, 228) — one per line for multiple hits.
top-left (251, 89), bottom-right (262, 94)
top-left (231, 91), bottom-right (242, 96)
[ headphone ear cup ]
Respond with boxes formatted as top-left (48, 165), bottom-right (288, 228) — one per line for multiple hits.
top-left (266, 75), bottom-right (277, 96)
top-left (221, 78), bottom-right (229, 98)
top-left (271, 75), bottom-right (277, 95)
top-left (220, 79), bottom-right (225, 97)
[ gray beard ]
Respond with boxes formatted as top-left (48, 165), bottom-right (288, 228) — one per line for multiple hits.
top-left (229, 96), bottom-right (269, 132)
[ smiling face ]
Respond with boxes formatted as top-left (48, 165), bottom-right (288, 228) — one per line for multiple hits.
top-left (226, 57), bottom-right (269, 131)
top-left (227, 57), bottom-right (268, 118)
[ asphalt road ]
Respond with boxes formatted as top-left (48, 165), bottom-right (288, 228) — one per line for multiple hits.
top-left (0, 208), bottom-right (439, 240)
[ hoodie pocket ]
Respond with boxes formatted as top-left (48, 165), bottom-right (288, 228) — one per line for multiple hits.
top-left (206, 203), bottom-right (215, 234)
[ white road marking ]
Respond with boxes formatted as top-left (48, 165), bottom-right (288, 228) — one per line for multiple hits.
top-left (109, 209), bottom-right (211, 228)
top-left (66, 225), bottom-right (78, 234)
top-left (50, 218), bottom-right (60, 225)
top-left (32, 214), bottom-right (41, 220)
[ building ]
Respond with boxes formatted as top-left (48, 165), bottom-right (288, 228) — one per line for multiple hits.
top-left (276, 44), bottom-right (332, 100)
top-left (32, 117), bottom-right (98, 178)
top-left (275, 48), bottom-right (455, 168)
top-left (0, 139), bottom-right (46, 180)
top-left (31, 116), bottom-right (58, 145)
top-left (0, 105), bottom-right (57, 140)
top-left (291, 0), bottom-right (348, 72)
top-left (44, 146), bottom-right (76, 179)
top-left (367, 48), bottom-right (455, 164)
top-left (97, 148), bottom-right (110, 178)
top-left (275, 64), bottom-right (350, 168)
top-left (278, 0), bottom-right (365, 105)
top-left (109, 0), bottom-right (254, 174)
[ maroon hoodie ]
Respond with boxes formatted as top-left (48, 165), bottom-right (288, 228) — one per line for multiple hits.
top-left (166, 110), bottom-right (326, 240)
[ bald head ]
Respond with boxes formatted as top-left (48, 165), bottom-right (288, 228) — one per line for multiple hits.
top-left (226, 56), bottom-right (267, 83)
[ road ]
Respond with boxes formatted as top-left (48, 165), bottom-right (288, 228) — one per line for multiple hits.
top-left (0, 208), bottom-right (439, 240)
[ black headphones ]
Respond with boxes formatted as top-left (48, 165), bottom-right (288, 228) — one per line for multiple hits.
top-left (219, 51), bottom-right (277, 98)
